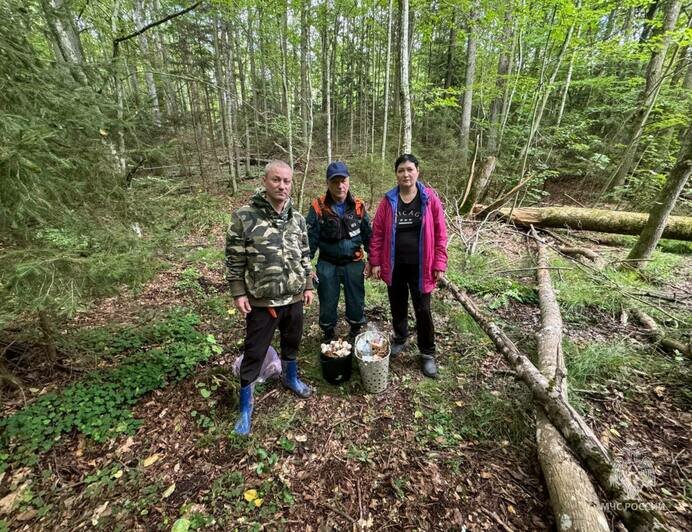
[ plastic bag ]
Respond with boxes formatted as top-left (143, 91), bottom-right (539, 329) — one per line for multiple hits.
top-left (232, 346), bottom-right (282, 384)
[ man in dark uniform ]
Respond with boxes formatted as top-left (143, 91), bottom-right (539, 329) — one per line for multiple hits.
top-left (306, 161), bottom-right (372, 343)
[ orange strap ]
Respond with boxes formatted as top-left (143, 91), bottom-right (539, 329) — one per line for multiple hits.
top-left (312, 196), bottom-right (365, 219)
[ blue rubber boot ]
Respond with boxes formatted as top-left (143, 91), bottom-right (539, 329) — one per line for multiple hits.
top-left (281, 360), bottom-right (312, 398)
top-left (233, 384), bottom-right (253, 436)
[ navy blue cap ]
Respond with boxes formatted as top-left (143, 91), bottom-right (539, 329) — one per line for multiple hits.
top-left (326, 161), bottom-right (350, 180)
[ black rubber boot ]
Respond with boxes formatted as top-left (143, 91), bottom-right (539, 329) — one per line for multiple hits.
top-left (390, 341), bottom-right (406, 358)
top-left (421, 354), bottom-right (438, 378)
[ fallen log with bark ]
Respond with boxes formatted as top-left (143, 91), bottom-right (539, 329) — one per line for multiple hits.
top-left (532, 231), bottom-right (609, 531)
top-left (474, 206), bottom-right (692, 241)
top-left (440, 278), bottom-right (664, 531)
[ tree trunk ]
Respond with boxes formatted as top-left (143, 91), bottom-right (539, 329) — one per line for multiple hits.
top-left (399, 0), bottom-right (412, 153)
top-left (111, 0), bottom-right (127, 178)
top-left (460, 156), bottom-right (496, 214)
top-left (325, 28), bottom-right (333, 162)
top-left (38, 310), bottom-right (57, 363)
top-left (41, 0), bottom-right (88, 85)
top-left (440, 279), bottom-right (662, 532)
top-left (533, 233), bottom-right (609, 532)
top-left (460, 9), bottom-right (477, 169)
top-left (556, 25), bottom-right (581, 129)
top-left (487, 9), bottom-right (513, 155)
top-left (487, 205), bottom-right (692, 241)
top-left (444, 11), bottom-right (457, 89)
top-left (627, 126), bottom-right (692, 264)
top-left (223, 22), bottom-right (239, 193)
top-left (281, 8), bottom-right (294, 169)
top-left (608, 0), bottom-right (682, 191)
top-left (300, 2), bottom-right (310, 145)
top-left (519, 5), bottom-right (577, 170)
top-left (133, 0), bottom-right (161, 127)
top-left (213, 16), bottom-right (234, 187)
top-left (152, 0), bottom-right (178, 120)
top-left (381, 0), bottom-right (394, 161)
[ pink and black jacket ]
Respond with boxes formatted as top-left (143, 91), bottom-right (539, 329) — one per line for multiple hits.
top-left (369, 181), bottom-right (448, 294)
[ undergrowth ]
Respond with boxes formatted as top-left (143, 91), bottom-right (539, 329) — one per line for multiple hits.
top-left (0, 311), bottom-right (222, 471)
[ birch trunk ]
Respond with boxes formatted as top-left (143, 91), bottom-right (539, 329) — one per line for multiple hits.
top-left (487, 9), bottom-right (513, 155)
top-left (441, 279), bottom-right (662, 532)
top-left (460, 9), bottom-right (477, 169)
top-left (556, 26), bottom-right (581, 129)
top-left (281, 8), bottom-right (294, 169)
top-left (41, 0), bottom-right (88, 85)
top-left (533, 233), bottom-right (609, 532)
top-left (223, 23), bottom-right (240, 192)
top-left (213, 16), bottom-right (234, 186)
top-left (133, 0), bottom-right (161, 127)
top-left (399, 0), bottom-right (412, 153)
top-left (381, 0), bottom-right (394, 161)
top-left (519, 5), bottom-right (578, 170)
top-left (111, 0), bottom-right (127, 178)
top-left (326, 34), bottom-right (332, 161)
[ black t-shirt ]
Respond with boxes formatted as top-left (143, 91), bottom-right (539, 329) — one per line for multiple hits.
top-left (395, 192), bottom-right (421, 264)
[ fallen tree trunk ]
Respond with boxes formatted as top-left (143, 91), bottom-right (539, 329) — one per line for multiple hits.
top-left (533, 232), bottom-right (609, 531)
top-left (632, 308), bottom-right (691, 358)
top-left (440, 278), bottom-right (663, 531)
top-left (479, 206), bottom-right (692, 241)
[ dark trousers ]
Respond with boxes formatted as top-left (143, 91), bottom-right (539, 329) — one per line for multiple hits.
top-left (240, 301), bottom-right (303, 386)
top-left (316, 259), bottom-right (366, 332)
top-left (387, 263), bottom-right (435, 356)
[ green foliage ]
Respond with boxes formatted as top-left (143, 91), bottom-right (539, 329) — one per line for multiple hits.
top-left (176, 267), bottom-right (204, 295)
top-left (0, 311), bottom-right (223, 471)
top-left (447, 250), bottom-right (537, 309)
top-left (456, 386), bottom-right (533, 444)
top-left (565, 340), bottom-right (687, 398)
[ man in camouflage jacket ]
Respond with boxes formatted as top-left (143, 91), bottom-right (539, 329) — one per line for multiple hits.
top-left (225, 160), bottom-right (314, 436)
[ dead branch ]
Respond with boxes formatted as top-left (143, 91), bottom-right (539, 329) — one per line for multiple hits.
top-left (531, 228), bottom-right (608, 531)
top-left (472, 173), bottom-right (532, 219)
top-left (632, 308), bottom-right (691, 358)
top-left (440, 277), bottom-right (664, 531)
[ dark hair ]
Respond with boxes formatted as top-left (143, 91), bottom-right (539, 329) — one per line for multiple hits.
top-left (394, 153), bottom-right (419, 171)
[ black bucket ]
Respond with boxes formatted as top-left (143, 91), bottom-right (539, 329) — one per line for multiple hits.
top-left (319, 351), bottom-right (353, 385)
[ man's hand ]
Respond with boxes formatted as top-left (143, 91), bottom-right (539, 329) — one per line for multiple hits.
top-left (234, 295), bottom-right (252, 316)
top-left (370, 265), bottom-right (381, 280)
top-left (433, 270), bottom-right (445, 283)
top-left (364, 262), bottom-right (371, 278)
top-left (304, 289), bottom-right (314, 306)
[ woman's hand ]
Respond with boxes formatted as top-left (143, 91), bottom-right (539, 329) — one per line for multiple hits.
top-left (370, 265), bottom-right (381, 280)
top-left (433, 270), bottom-right (444, 283)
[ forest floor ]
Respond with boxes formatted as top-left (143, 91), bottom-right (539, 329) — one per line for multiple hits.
top-left (1, 180), bottom-right (690, 531)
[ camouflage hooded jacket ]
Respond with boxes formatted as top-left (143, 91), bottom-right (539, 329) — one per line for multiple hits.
top-left (225, 189), bottom-right (313, 307)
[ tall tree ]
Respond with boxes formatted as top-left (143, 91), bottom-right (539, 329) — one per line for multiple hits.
top-left (41, 0), bottom-right (88, 85)
top-left (381, 0), bottom-right (394, 161)
top-left (460, 7), bottom-right (478, 169)
top-left (400, 0), bottom-right (412, 153)
top-left (487, 8), bottom-right (513, 155)
top-left (627, 126), bottom-right (691, 266)
top-left (133, 0), bottom-right (161, 127)
top-left (607, 0), bottom-right (683, 191)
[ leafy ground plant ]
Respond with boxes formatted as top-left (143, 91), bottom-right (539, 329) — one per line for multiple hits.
top-left (0, 311), bottom-right (222, 471)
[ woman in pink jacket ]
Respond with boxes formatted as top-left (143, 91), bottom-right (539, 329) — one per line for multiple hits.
top-left (369, 154), bottom-right (448, 378)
